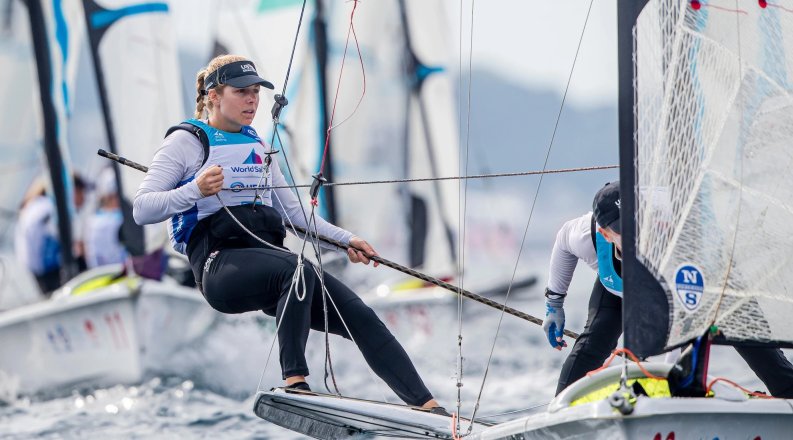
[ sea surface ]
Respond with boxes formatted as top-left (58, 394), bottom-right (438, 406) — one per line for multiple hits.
top-left (1, 265), bottom-right (786, 439)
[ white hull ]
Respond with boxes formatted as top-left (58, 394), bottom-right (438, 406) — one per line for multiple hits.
top-left (0, 265), bottom-right (217, 399)
top-left (474, 363), bottom-right (793, 440)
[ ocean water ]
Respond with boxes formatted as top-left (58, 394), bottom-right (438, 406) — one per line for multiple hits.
top-left (1, 266), bottom-right (787, 439)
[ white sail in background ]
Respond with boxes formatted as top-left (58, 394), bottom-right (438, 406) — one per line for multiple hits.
top-left (0, 0), bottom-right (83, 249)
top-left (323, 0), bottom-right (459, 276)
top-left (0, 1), bottom-right (44, 246)
top-left (212, 0), bottom-right (312, 134)
top-left (83, 0), bottom-right (184, 251)
top-left (634, 0), bottom-right (793, 347)
top-left (85, 0), bottom-right (182, 199)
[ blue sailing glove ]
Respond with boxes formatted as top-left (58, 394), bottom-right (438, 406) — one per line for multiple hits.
top-left (543, 289), bottom-right (568, 350)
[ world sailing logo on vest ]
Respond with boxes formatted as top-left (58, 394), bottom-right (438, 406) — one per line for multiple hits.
top-left (674, 264), bottom-right (704, 312)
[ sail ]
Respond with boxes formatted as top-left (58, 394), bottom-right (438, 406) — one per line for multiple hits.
top-left (0, 0), bottom-right (44, 249)
top-left (627, 0), bottom-right (793, 354)
top-left (82, 0), bottom-right (183, 252)
top-left (0, 0), bottom-right (83, 265)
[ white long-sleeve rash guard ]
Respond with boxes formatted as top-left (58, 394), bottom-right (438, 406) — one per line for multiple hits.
top-left (133, 129), bottom-right (353, 251)
top-left (546, 212), bottom-right (599, 295)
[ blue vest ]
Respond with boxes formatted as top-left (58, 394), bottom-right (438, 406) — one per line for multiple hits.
top-left (168, 119), bottom-right (273, 254)
top-left (595, 231), bottom-right (623, 297)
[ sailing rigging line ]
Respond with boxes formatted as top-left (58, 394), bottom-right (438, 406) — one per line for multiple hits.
top-left (709, 1), bottom-right (745, 332)
top-left (318, 0), bottom-right (365, 175)
top-left (454, 0), bottom-right (477, 433)
top-left (463, 0), bottom-right (596, 432)
top-left (223, 164), bottom-right (621, 190)
top-left (474, 402), bottom-right (548, 420)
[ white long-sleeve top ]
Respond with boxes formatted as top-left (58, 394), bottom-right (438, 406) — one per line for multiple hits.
top-left (133, 129), bottom-right (353, 251)
top-left (546, 212), bottom-right (599, 295)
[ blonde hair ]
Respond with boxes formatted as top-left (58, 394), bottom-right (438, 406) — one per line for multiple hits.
top-left (194, 54), bottom-right (249, 119)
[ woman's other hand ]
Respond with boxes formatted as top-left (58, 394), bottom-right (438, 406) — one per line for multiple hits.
top-left (197, 165), bottom-right (224, 197)
top-left (348, 236), bottom-right (379, 267)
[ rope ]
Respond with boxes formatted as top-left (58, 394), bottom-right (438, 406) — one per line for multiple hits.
top-left (585, 347), bottom-right (665, 380)
top-left (96, 150), bottom-right (617, 192)
top-left (464, 1), bottom-right (596, 431)
top-left (220, 165), bottom-right (620, 191)
top-left (290, 224), bottom-right (579, 338)
top-left (706, 377), bottom-right (774, 399)
top-left (318, 0), bottom-right (365, 177)
top-left (291, 254), bottom-right (307, 301)
top-left (454, 0), bottom-right (477, 434)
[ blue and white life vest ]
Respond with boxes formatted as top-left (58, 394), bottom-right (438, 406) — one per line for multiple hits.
top-left (168, 119), bottom-right (274, 254)
top-left (595, 231), bottom-right (623, 297)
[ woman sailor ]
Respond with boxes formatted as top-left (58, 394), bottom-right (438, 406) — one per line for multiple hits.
top-left (542, 181), bottom-right (793, 397)
top-left (133, 54), bottom-right (444, 411)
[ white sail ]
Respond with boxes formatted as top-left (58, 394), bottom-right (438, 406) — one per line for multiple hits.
top-left (634, 0), bottom-right (793, 346)
top-left (84, 0), bottom-right (184, 252)
top-left (85, 0), bottom-right (183, 197)
top-left (0, 1), bottom-right (44, 244)
top-left (322, 0), bottom-right (460, 276)
top-left (0, 0), bottom-right (82, 250)
top-left (212, 0), bottom-right (313, 133)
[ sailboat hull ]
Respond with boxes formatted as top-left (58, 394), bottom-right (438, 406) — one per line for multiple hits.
top-left (476, 398), bottom-right (793, 439)
top-left (254, 388), bottom-right (479, 439)
top-left (0, 266), bottom-right (216, 400)
top-left (475, 363), bottom-right (793, 440)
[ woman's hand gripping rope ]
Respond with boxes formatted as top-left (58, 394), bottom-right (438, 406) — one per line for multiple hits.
top-left (347, 236), bottom-right (379, 267)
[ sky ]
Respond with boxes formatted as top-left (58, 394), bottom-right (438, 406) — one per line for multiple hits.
top-left (449, 0), bottom-right (618, 107)
top-left (171, 0), bottom-right (619, 108)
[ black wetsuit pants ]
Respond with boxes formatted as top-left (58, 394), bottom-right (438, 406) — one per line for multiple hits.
top-left (200, 247), bottom-right (434, 407)
top-left (556, 277), bottom-right (793, 397)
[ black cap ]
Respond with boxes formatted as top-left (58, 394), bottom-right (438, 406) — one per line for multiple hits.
top-left (593, 181), bottom-right (621, 233)
top-left (204, 60), bottom-right (274, 92)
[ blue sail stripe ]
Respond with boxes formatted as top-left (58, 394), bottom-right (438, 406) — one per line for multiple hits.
top-left (53, 0), bottom-right (70, 113)
top-left (90, 3), bottom-right (168, 30)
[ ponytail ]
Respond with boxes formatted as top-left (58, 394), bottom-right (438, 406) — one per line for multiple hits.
top-left (194, 54), bottom-right (249, 119)
top-left (194, 69), bottom-right (208, 119)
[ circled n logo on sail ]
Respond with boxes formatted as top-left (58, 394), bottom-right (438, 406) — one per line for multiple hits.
top-left (674, 264), bottom-right (704, 312)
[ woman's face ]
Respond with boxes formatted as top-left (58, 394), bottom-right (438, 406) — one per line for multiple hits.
top-left (210, 84), bottom-right (260, 131)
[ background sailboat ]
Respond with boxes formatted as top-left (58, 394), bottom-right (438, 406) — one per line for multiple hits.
top-left (0, 0), bottom-right (216, 401)
top-left (0, 0), bottom-right (83, 284)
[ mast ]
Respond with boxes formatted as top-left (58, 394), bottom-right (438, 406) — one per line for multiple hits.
top-left (313, 0), bottom-right (337, 223)
top-left (618, 0), bottom-right (668, 357)
top-left (25, 0), bottom-right (78, 280)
